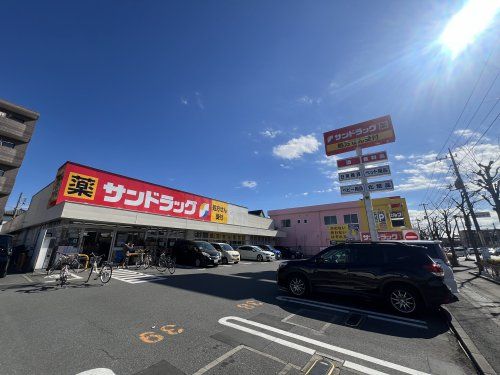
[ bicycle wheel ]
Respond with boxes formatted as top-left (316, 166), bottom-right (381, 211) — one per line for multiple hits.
top-left (100, 263), bottom-right (112, 283)
top-left (156, 256), bottom-right (167, 272)
top-left (167, 256), bottom-right (176, 275)
top-left (72, 257), bottom-right (87, 273)
top-left (131, 256), bottom-right (141, 270)
top-left (144, 255), bottom-right (152, 269)
top-left (47, 260), bottom-right (59, 275)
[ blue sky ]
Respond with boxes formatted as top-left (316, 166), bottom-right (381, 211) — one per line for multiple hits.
top-left (1, 1), bottom-right (499, 227)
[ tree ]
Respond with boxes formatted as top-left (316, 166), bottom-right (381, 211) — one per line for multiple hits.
top-left (473, 160), bottom-right (500, 222)
top-left (436, 203), bottom-right (459, 266)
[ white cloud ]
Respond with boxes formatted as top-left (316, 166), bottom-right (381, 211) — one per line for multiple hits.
top-left (395, 175), bottom-right (440, 192)
top-left (394, 154), bottom-right (406, 160)
top-left (241, 180), bottom-right (257, 189)
top-left (453, 128), bottom-right (483, 140)
top-left (279, 164), bottom-right (291, 169)
top-left (297, 95), bottom-right (322, 105)
top-left (195, 92), bottom-right (204, 109)
top-left (180, 97), bottom-right (188, 105)
top-left (260, 129), bottom-right (282, 138)
top-left (273, 134), bottom-right (320, 160)
top-left (253, 150), bottom-right (259, 155)
top-left (302, 192), bottom-right (309, 196)
top-left (316, 155), bottom-right (339, 167)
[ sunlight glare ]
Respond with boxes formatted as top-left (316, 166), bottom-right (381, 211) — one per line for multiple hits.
top-left (439, 0), bottom-right (500, 58)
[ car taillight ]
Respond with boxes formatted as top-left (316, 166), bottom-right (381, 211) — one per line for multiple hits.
top-left (423, 263), bottom-right (444, 277)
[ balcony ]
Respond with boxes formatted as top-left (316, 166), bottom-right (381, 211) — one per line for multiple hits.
top-left (0, 146), bottom-right (23, 167)
top-left (0, 175), bottom-right (14, 195)
top-left (0, 116), bottom-right (33, 142)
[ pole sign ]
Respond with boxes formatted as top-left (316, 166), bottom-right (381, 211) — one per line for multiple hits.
top-left (365, 179), bottom-right (394, 193)
top-left (337, 151), bottom-right (388, 169)
top-left (475, 212), bottom-right (491, 218)
top-left (361, 231), bottom-right (403, 241)
top-left (338, 165), bottom-right (391, 182)
top-left (324, 115), bottom-right (395, 156)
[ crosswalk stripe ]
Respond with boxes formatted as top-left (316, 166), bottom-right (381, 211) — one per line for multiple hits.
top-left (111, 269), bottom-right (167, 284)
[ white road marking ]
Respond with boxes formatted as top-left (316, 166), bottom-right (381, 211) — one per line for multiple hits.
top-left (344, 361), bottom-right (389, 375)
top-left (276, 296), bottom-right (428, 329)
top-left (76, 369), bottom-right (116, 375)
top-left (111, 269), bottom-right (166, 284)
top-left (219, 316), bottom-right (431, 375)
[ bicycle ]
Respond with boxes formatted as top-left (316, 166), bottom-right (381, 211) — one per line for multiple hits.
top-left (156, 250), bottom-right (175, 274)
top-left (85, 252), bottom-right (113, 284)
top-left (130, 249), bottom-right (153, 270)
top-left (47, 252), bottom-right (86, 275)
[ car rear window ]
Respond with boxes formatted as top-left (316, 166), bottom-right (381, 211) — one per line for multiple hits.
top-left (414, 243), bottom-right (446, 261)
top-left (384, 245), bottom-right (428, 264)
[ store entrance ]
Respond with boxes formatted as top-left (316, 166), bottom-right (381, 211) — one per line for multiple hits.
top-left (81, 231), bottom-right (113, 260)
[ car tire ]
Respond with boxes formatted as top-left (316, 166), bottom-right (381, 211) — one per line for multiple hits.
top-left (195, 258), bottom-right (201, 268)
top-left (386, 285), bottom-right (421, 315)
top-left (222, 257), bottom-right (228, 265)
top-left (287, 274), bottom-right (308, 297)
top-left (234, 261), bottom-right (239, 264)
top-left (257, 254), bottom-right (263, 262)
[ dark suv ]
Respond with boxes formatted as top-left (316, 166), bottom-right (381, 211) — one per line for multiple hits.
top-left (277, 242), bottom-right (458, 314)
top-left (0, 235), bottom-right (13, 278)
top-left (171, 239), bottom-right (220, 267)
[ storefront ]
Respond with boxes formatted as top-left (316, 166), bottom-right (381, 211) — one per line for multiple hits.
top-left (1, 162), bottom-right (283, 270)
top-left (268, 196), bottom-right (414, 256)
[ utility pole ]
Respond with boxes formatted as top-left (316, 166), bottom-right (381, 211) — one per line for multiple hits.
top-left (420, 203), bottom-right (433, 239)
top-left (448, 149), bottom-right (484, 271)
top-left (13, 193), bottom-right (23, 218)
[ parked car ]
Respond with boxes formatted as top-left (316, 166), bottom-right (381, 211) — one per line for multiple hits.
top-left (492, 248), bottom-right (500, 256)
top-left (210, 242), bottom-right (240, 264)
top-left (237, 245), bottom-right (275, 261)
top-left (171, 239), bottom-right (220, 267)
top-left (277, 242), bottom-right (458, 315)
top-left (274, 245), bottom-right (303, 259)
top-left (0, 235), bottom-right (13, 278)
top-left (397, 240), bottom-right (458, 295)
top-left (452, 247), bottom-right (466, 257)
top-left (257, 245), bottom-right (281, 259)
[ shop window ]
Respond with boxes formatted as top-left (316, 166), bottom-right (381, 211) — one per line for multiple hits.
top-left (324, 216), bottom-right (337, 225)
top-left (281, 219), bottom-right (291, 228)
top-left (344, 214), bottom-right (358, 224)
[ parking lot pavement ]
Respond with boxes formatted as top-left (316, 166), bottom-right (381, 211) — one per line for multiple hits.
top-left (0, 260), bottom-right (475, 375)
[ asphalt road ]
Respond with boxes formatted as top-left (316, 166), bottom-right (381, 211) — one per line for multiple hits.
top-left (0, 260), bottom-right (475, 375)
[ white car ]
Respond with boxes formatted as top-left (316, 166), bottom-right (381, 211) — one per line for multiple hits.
top-left (398, 240), bottom-right (459, 296)
top-left (453, 247), bottom-right (466, 257)
top-left (237, 245), bottom-right (275, 262)
top-left (210, 242), bottom-right (240, 264)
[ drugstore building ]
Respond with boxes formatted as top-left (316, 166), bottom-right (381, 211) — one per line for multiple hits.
top-left (1, 162), bottom-right (282, 270)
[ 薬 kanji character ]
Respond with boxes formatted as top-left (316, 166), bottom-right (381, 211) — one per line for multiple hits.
top-left (124, 189), bottom-right (145, 206)
top-left (184, 200), bottom-right (197, 215)
top-left (173, 201), bottom-right (184, 213)
top-left (144, 191), bottom-right (160, 208)
top-left (67, 174), bottom-right (96, 198)
top-left (103, 182), bottom-right (126, 202)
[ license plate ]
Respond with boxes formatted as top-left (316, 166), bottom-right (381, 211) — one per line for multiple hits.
top-left (214, 259), bottom-right (218, 264)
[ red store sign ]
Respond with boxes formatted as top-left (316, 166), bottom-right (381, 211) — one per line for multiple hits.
top-left (48, 162), bottom-right (220, 222)
top-left (336, 151), bottom-right (388, 169)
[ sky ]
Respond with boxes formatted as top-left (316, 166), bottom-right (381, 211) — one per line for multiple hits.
top-left (1, 0), bottom-right (499, 229)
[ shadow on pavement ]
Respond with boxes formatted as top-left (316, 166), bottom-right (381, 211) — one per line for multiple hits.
top-left (145, 269), bottom-right (449, 340)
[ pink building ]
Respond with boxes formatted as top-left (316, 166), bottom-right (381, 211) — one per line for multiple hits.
top-left (268, 201), bottom-right (361, 256)
top-left (268, 196), bottom-right (412, 256)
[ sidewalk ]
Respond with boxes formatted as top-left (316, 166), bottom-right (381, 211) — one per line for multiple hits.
top-left (447, 261), bottom-right (500, 374)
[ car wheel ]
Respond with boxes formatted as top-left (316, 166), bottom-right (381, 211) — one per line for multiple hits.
top-left (386, 285), bottom-right (419, 315)
top-left (257, 254), bottom-right (263, 262)
top-left (195, 258), bottom-right (201, 267)
top-left (234, 261), bottom-right (239, 264)
top-left (288, 275), bottom-right (308, 297)
top-left (222, 257), bottom-right (228, 265)
top-left (291, 254), bottom-right (296, 259)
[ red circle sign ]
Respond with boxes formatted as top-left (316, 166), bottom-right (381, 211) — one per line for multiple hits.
top-left (404, 232), bottom-right (418, 240)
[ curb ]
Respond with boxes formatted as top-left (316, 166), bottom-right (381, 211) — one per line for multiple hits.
top-left (469, 271), bottom-right (500, 285)
top-left (443, 307), bottom-right (497, 375)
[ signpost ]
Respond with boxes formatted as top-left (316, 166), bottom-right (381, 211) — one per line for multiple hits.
top-left (323, 115), bottom-right (397, 241)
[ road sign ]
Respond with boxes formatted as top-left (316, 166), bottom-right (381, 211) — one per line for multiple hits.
top-left (336, 151), bottom-right (388, 169)
top-left (338, 165), bottom-right (391, 182)
top-left (403, 230), bottom-right (419, 240)
top-left (324, 116), bottom-right (395, 156)
top-left (475, 212), bottom-right (491, 218)
top-left (365, 179), bottom-right (394, 193)
top-left (340, 183), bottom-right (365, 195)
top-left (363, 165), bottom-right (391, 179)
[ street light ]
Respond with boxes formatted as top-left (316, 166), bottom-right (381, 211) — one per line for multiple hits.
top-left (439, 0), bottom-right (500, 58)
